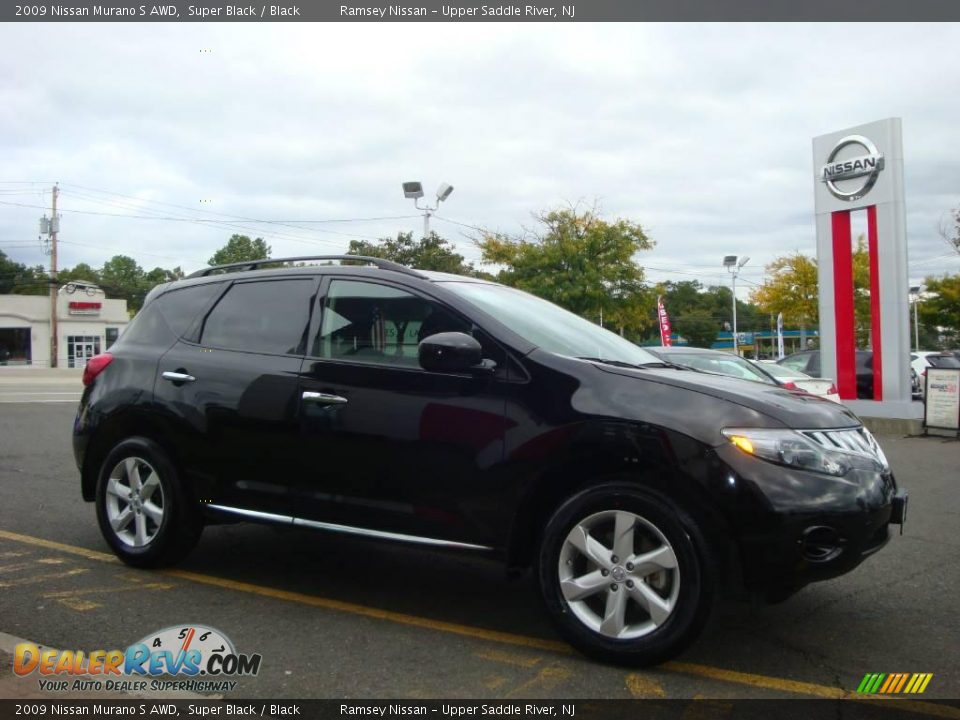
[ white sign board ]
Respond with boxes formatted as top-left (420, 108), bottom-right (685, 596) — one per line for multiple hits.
top-left (925, 368), bottom-right (960, 431)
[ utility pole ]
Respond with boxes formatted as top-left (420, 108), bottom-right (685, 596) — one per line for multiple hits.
top-left (723, 255), bottom-right (749, 356)
top-left (49, 184), bottom-right (60, 368)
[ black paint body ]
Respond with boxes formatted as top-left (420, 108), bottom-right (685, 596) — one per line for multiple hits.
top-left (74, 266), bottom-right (900, 600)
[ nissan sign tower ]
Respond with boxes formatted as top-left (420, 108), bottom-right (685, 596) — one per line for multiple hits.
top-left (813, 118), bottom-right (917, 422)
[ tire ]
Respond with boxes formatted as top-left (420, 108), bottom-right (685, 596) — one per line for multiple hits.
top-left (536, 483), bottom-right (714, 666)
top-left (95, 437), bottom-right (203, 568)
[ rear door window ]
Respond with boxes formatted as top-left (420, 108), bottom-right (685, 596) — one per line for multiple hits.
top-left (155, 282), bottom-right (223, 338)
top-left (200, 279), bottom-right (315, 355)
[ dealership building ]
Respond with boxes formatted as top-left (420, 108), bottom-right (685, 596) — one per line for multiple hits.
top-left (0, 284), bottom-right (129, 368)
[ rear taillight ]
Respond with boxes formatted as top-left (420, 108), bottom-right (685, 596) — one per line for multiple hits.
top-left (82, 353), bottom-right (113, 386)
top-left (781, 381), bottom-right (798, 390)
top-left (827, 384), bottom-right (839, 395)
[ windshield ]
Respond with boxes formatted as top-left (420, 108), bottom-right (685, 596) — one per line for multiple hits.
top-left (666, 352), bottom-right (776, 384)
top-left (758, 361), bottom-right (812, 380)
top-left (445, 282), bottom-right (659, 366)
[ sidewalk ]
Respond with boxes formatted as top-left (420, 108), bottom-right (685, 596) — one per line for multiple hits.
top-left (0, 367), bottom-right (83, 378)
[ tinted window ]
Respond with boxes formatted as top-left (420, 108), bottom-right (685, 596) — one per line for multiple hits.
top-left (155, 283), bottom-right (222, 338)
top-left (929, 355), bottom-right (960, 368)
top-left (114, 303), bottom-right (171, 347)
top-left (315, 280), bottom-right (469, 366)
top-left (201, 279), bottom-right (314, 355)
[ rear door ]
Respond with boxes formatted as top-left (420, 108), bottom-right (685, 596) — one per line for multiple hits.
top-left (153, 276), bottom-right (318, 517)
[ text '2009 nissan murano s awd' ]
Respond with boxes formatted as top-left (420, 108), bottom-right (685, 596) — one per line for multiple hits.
top-left (73, 255), bottom-right (907, 665)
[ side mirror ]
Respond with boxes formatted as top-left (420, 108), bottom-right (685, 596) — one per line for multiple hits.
top-left (418, 332), bottom-right (487, 373)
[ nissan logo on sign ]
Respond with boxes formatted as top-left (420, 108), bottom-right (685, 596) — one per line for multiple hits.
top-left (820, 135), bottom-right (885, 202)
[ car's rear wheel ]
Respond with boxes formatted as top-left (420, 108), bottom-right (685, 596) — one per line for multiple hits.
top-left (95, 437), bottom-right (202, 567)
top-left (537, 483), bottom-right (713, 665)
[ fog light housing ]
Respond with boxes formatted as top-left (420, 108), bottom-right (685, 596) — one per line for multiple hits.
top-left (800, 526), bottom-right (844, 563)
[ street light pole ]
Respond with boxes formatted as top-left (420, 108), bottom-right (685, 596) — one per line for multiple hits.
top-left (403, 181), bottom-right (454, 239)
top-left (909, 285), bottom-right (921, 351)
top-left (723, 255), bottom-right (749, 355)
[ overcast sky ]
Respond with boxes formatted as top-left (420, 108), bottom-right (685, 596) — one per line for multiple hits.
top-left (1, 23), bottom-right (959, 295)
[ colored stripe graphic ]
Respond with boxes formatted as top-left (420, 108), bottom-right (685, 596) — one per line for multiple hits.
top-left (866, 205), bottom-right (883, 400)
top-left (857, 673), bottom-right (933, 694)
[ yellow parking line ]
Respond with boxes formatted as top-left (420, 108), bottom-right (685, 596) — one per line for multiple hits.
top-left (0, 568), bottom-right (87, 588)
top-left (0, 528), bottom-right (956, 718)
top-left (626, 673), bottom-right (667, 698)
top-left (475, 648), bottom-right (543, 668)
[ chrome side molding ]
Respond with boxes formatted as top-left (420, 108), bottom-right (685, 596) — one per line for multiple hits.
top-left (207, 504), bottom-right (493, 551)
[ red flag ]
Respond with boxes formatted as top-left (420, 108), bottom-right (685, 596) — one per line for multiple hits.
top-left (657, 295), bottom-right (673, 347)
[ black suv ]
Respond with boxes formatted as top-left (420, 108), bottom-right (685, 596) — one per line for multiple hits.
top-left (74, 256), bottom-right (906, 665)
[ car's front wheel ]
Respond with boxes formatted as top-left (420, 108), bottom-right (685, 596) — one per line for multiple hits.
top-left (95, 437), bottom-right (202, 568)
top-left (537, 483), bottom-right (714, 665)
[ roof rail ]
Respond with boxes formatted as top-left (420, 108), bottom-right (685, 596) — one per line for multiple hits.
top-left (186, 255), bottom-right (425, 279)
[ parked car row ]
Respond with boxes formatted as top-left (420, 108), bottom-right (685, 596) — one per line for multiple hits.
top-left (646, 347), bottom-right (841, 402)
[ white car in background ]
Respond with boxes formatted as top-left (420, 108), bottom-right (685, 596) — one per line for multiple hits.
top-left (754, 360), bottom-right (842, 403)
top-left (911, 351), bottom-right (960, 398)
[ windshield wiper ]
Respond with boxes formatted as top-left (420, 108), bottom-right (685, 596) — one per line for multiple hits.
top-left (574, 357), bottom-right (645, 369)
top-left (637, 360), bottom-right (702, 372)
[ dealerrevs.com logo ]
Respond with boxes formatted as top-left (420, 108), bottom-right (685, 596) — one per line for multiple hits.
top-left (13, 625), bottom-right (262, 694)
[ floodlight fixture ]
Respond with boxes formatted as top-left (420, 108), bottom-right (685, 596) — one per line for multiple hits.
top-left (402, 181), bottom-right (424, 200)
top-left (723, 255), bottom-right (738, 268)
top-left (436, 182), bottom-right (454, 203)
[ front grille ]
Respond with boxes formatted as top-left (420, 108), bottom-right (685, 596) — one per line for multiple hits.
top-left (800, 427), bottom-right (889, 470)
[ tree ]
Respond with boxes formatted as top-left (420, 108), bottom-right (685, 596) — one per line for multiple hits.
top-left (477, 206), bottom-right (654, 338)
top-left (0, 250), bottom-right (48, 295)
top-left (750, 252), bottom-right (819, 328)
top-left (348, 232), bottom-right (481, 276)
top-left (208, 235), bottom-right (271, 266)
top-left (58, 263), bottom-right (100, 287)
top-left (674, 309), bottom-right (720, 348)
top-left (940, 206), bottom-right (960, 255)
top-left (919, 274), bottom-right (960, 347)
top-left (750, 239), bottom-right (873, 347)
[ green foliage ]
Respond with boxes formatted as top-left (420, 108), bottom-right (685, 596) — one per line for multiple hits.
top-left (751, 238), bottom-right (873, 347)
top-left (674, 308), bottom-right (719, 348)
top-left (208, 235), bottom-right (272, 266)
top-left (477, 207), bottom-right (654, 338)
top-left (919, 274), bottom-right (960, 348)
top-left (649, 280), bottom-right (762, 346)
top-left (0, 250), bottom-right (48, 295)
top-left (58, 263), bottom-right (100, 286)
top-left (347, 232), bottom-right (482, 276)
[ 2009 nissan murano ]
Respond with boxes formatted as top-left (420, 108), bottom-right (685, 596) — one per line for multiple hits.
top-left (73, 256), bottom-right (907, 665)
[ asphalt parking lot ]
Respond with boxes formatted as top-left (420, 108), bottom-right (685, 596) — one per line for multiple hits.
top-left (0, 381), bottom-right (958, 707)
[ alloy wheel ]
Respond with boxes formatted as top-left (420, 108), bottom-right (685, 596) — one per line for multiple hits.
top-left (104, 456), bottom-right (165, 547)
top-left (558, 509), bottom-right (680, 640)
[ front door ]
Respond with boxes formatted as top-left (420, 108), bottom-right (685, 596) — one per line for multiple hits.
top-left (295, 278), bottom-right (512, 546)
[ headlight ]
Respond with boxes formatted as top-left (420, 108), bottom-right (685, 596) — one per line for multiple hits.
top-left (721, 428), bottom-right (885, 477)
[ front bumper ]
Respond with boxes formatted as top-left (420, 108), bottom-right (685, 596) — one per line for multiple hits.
top-left (711, 442), bottom-right (904, 601)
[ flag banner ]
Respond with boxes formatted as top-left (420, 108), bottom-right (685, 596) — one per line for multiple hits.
top-left (658, 296), bottom-right (673, 347)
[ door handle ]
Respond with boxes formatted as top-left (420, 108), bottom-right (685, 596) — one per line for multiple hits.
top-left (162, 371), bottom-right (196, 383)
top-left (302, 391), bottom-right (348, 405)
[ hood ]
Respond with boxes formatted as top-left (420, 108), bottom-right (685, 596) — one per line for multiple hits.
top-left (595, 364), bottom-right (861, 431)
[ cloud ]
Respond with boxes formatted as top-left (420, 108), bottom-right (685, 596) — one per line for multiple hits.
top-left (1, 22), bottom-right (958, 289)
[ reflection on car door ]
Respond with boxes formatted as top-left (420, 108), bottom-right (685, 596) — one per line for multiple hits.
top-left (295, 278), bottom-right (512, 546)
